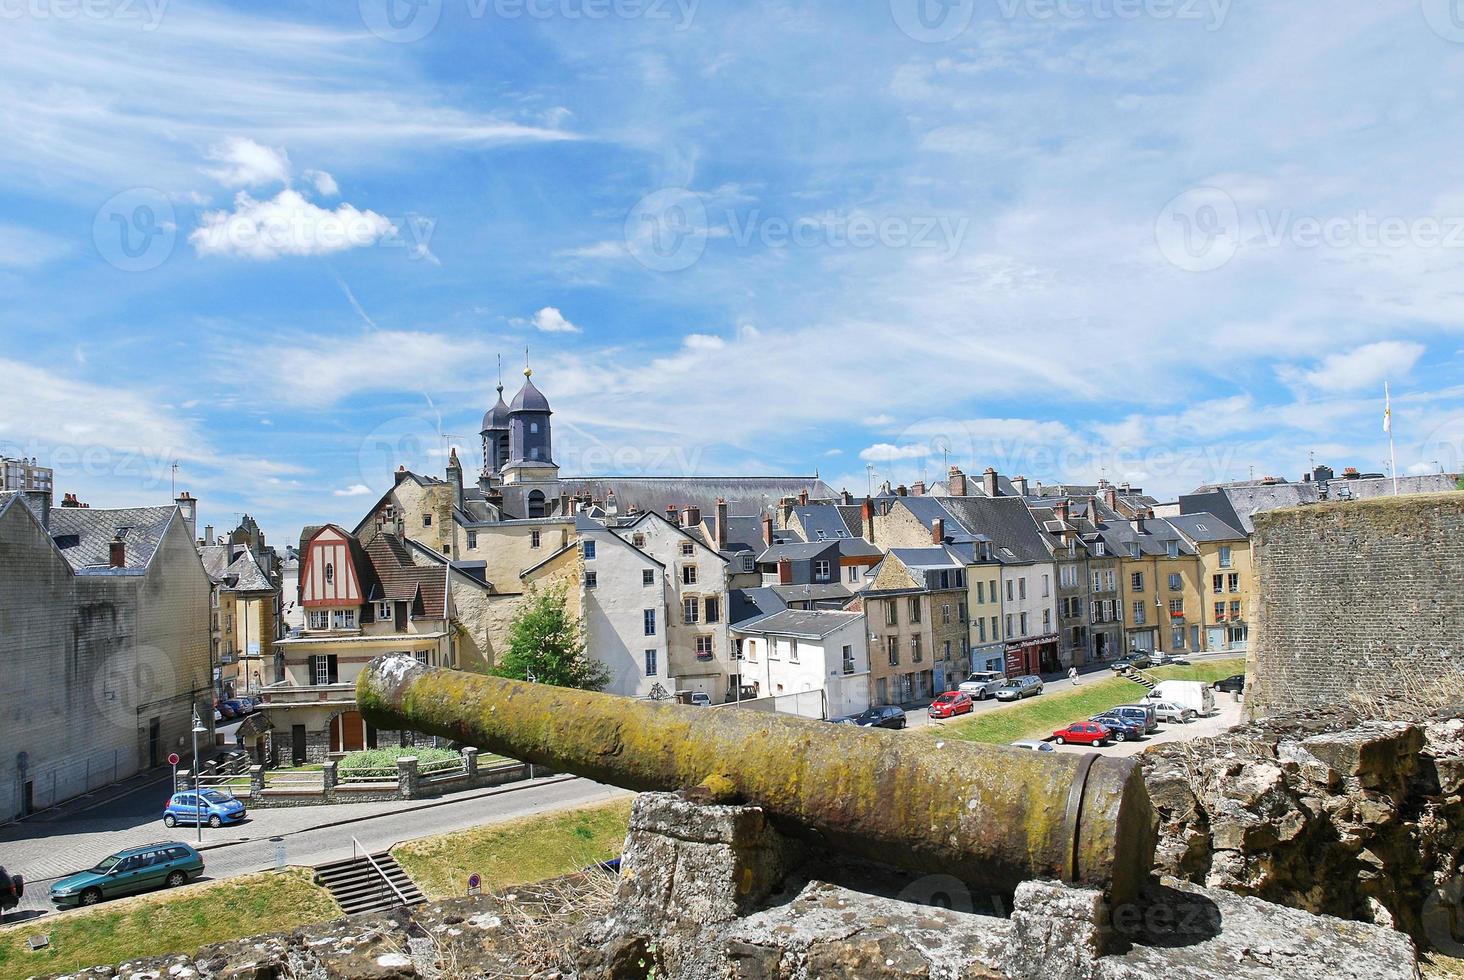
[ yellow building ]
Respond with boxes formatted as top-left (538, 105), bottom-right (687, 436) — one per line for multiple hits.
top-left (201, 544), bottom-right (278, 698)
top-left (1169, 515), bottom-right (1252, 653)
top-left (1108, 515), bottom-right (1206, 656)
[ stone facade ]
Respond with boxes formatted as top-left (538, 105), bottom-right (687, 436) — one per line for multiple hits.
top-left (1246, 493), bottom-right (1464, 717)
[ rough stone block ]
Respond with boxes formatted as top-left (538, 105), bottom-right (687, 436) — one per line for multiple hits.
top-left (1007, 881), bottom-right (1110, 980)
top-left (1302, 723), bottom-right (1423, 790)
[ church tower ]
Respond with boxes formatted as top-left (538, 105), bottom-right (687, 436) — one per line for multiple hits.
top-left (480, 381), bottom-right (511, 481)
top-left (499, 361), bottom-right (561, 519)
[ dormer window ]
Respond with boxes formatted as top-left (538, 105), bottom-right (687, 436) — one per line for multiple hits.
top-left (1167, 541), bottom-right (1180, 559)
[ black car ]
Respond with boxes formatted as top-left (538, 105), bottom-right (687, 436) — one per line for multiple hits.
top-left (0, 866), bottom-right (23, 922)
top-left (841, 705), bottom-right (908, 730)
top-left (1213, 674), bottom-right (1246, 694)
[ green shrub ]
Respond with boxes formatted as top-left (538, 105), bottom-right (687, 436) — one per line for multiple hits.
top-left (338, 746), bottom-right (460, 776)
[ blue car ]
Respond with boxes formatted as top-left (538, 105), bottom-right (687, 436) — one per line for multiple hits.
top-left (163, 789), bottom-right (247, 828)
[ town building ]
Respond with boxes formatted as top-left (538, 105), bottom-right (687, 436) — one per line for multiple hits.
top-left (200, 540), bottom-right (277, 698)
top-left (1180, 465), bottom-right (1460, 533)
top-left (862, 547), bottom-right (970, 704)
top-left (1, 456), bottom-right (52, 494)
top-left (1168, 513), bottom-right (1252, 652)
top-left (0, 488), bottom-right (211, 821)
top-left (731, 609), bottom-right (870, 719)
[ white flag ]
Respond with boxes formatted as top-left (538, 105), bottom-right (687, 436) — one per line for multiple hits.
top-left (1383, 383), bottom-right (1392, 434)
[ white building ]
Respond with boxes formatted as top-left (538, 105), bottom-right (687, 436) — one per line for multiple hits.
top-left (573, 517), bottom-right (674, 700)
top-left (732, 609), bottom-right (870, 719)
top-left (613, 511), bottom-right (732, 703)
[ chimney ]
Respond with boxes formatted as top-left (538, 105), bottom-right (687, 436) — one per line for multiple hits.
top-left (684, 506), bottom-right (701, 528)
top-left (982, 468), bottom-right (1000, 497)
top-left (174, 491), bottom-right (197, 543)
top-left (1104, 487), bottom-right (1118, 511)
top-left (948, 466), bottom-right (967, 497)
top-left (22, 489), bottom-right (50, 531)
top-left (761, 513), bottom-right (773, 548)
top-left (798, 488), bottom-right (809, 506)
top-left (61, 492), bottom-right (82, 508)
top-left (862, 497), bottom-right (875, 542)
top-left (778, 557), bottom-right (793, 585)
top-left (203, 524), bottom-right (215, 545)
top-left (841, 489), bottom-right (853, 505)
top-left (896, 484), bottom-right (908, 497)
top-left (932, 518), bottom-right (944, 545)
top-left (1133, 513), bottom-right (1147, 534)
top-left (666, 505), bottom-right (680, 525)
top-left (109, 534), bottom-right (126, 568)
top-left (715, 498), bottom-right (728, 550)
top-left (1011, 475), bottom-right (1029, 497)
top-left (911, 481), bottom-right (926, 496)
top-left (1054, 500), bottom-right (1070, 523)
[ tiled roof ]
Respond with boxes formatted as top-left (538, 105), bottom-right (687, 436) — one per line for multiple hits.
top-left (49, 505), bottom-right (177, 572)
top-left (365, 533), bottom-right (447, 617)
top-left (756, 541), bottom-right (840, 563)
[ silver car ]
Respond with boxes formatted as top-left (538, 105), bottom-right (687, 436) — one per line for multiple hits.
top-left (1148, 700), bottom-right (1196, 724)
top-left (995, 675), bottom-right (1044, 702)
top-left (958, 671), bottom-right (1008, 700)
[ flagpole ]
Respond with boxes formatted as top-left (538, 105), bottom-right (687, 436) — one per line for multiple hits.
top-left (1385, 382), bottom-right (1399, 496)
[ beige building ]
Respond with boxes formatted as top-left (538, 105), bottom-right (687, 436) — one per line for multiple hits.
top-left (201, 543), bottom-right (277, 698)
top-left (1168, 514), bottom-right (1252, 653)
top-left (862, 547), bottom-right (970, 704)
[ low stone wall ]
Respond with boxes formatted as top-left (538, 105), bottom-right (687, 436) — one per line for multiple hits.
top-left (1140, 701), bottom-right (1464, 948)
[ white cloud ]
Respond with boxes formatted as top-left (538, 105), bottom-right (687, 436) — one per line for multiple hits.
top-left (204, 137), bottom-right (291, 188)
top-left (683, 333), bottom-right (724, 350)
top-left (0, 223), bottom-right (71, 268)
top-left (261, 330), bottom-right (495, 406)
top-left (529, 307), bottom-right (582, 334)
top-left (863, 414), bottom-right (895, 427)
top-left (190, 190), bottom-right (395, 260)
top-left (304, 169), bottom-right (339, 197)
top-left (1285, 341), bottom-right (1427, 393)
top-left (860, 443), bottom-right (932, 463)
top-left (333, 484), bottom-right (372, 497)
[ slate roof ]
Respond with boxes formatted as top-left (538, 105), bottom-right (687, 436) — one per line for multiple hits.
top-left (1096, 516), bottom-right (1197, 558)
top-left (1179, 486), bottom-right (1315, 534)
top-left (770, 583), bottom-right (854, 604)
top-left (49, 505), bottom-right (177, 573)
top-left (756, 541), bottom-right (840, 563)
top-left (731, 608), bottom-right (862, 639)
top-left (481, 387), bottom-right (511, 431)
top-left (924, 496), bottom-right (1052, 565)
top-left (508, 376), bottom-right (551, 414)
top-left (729, 587), bottom-right (788, 627)
top-left (560, 477), bottom-right (836, 518)
top-left (200, 544), bottom-right (275, 592)
top-left (789, 504), bottom-right (861, 542)
top-left (1166, 514), bottom-right (1246, 543)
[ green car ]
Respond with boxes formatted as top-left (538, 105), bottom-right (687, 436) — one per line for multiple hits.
top-left (50, 842), bottom-right (204, 908)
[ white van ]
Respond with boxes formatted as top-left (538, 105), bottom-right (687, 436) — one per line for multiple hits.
top-left (1144, 680), bottom-right (1215, 717)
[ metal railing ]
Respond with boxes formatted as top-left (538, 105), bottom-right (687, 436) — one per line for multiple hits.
top-left (352, 836), bottom-right (412, 907)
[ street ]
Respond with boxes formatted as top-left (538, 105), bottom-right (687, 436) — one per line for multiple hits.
top-left (0, 771), bottom-right (628, 923)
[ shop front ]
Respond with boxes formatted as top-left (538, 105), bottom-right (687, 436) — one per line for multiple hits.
top-left (1004, 633), bottom-right (1060, 676)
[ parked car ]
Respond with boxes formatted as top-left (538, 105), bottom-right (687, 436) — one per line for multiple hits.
top-left (0, 866), bottom-right (23, 921)
top-left (957, 671), bottom-right (1008, 700)
top-left (928, 691), bottom-right (975, 719)
top-left (235, 697), bottom-right (256, 714)
top-left (995, 675), bottom-right (1044, 701)
top-left (1052, 722), bottom-right (1111, 746)
top-left (1214, 674), bottom-right (1247, 695)
top-left (222, 699), bottom-right (248, 717)
top-left (50, 842), bottom-right (204, 908)
top-left (213, 707), bottom-right (224, 723)
top-left (163, 789), bottom-right (247, 828)
top-left (689, 693), bottom-right (711, 707)
top-left (1010, 739), bottom-right (1056, 753)
top-left (841, 705), bottom-right (908, 730)
top-left (1145, 680), bottom-right (1215, 717)
top-left (1090, 713), bottom-right (1145, 742)
top-left (1147, 700), bottom-right (1197, 725)
top-left (1110, 654), bottom-right (1152, 671)
top-left (216, 701), bottom-right (237, 720)
top-left (1108, 703), bottom-right (1160, 734)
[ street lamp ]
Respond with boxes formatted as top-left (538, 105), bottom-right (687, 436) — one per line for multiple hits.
top-left (190, 706), bottom-right (208, 843)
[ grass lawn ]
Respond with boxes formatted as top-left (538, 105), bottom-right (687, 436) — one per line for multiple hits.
top-left (394, 798), bottom-right (634, 900)
top-left (936, 659), bottom-right (1246, 745)
top-left (0, 869), bottom-right (338, 980)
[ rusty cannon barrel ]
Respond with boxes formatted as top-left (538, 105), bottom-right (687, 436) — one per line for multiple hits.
top-left (358, 655), bottom-right (1156, 904)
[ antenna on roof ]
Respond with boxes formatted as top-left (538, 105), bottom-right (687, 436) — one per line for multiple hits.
top-left (866, 464), bottom-right (875, 497)
top-left (170, 460), bottom-right (179, 498)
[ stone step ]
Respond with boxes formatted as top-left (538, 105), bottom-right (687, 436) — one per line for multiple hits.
top-left (314, 852), bottom-right (425, 915)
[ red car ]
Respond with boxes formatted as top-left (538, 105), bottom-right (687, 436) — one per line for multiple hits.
top-left (928, 691), bottom-right (975, 719)
top-left (1052, 722), bottom-right (1112, 746)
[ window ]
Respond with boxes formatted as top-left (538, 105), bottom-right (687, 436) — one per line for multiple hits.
top-left (530, 421), bottom-right (539, 434)
top-left (645, 650), bottom-right (658, 676)
top-left (815, 560), bottom-right (831, 581)
top-left (1093, 541), bottom-right (1105, 556)
top-left (682, 565), bottom-right (698, 586)
top-left (1106, 570), bottom-right (1117, 591)
top-left (842, 645), bottom-right (856, 675)
top-left (742, 555), bottom-right (755, 573)
top-left (1065, 566), bottom-right (1080, 588)
top-left (848, 566), bottom-right (859, 583)
top-left (887, 636), bottom-right (900, 666)
top-left (1169, 598), bottom-right (1184, 617)
top-left (1215, 601), bottom-right (1226, 620)
top-left (1043, 608), bottom-right (1051, 630)
top-left (978, 618), bottom-right (987, 642)
top-left (696, 635), bottom-right (714, 660)
top-left (414, 651), bottom-right (430, 666)
top-left (1131, 571), bottom-right (1145, 592)
top-left (1213, 574), bottom-right (1224, 594)
top-left (1005, 613), bottom-right (1014, 636)
top-left (990, 580), bottom-right (998, 602)
top-left (308, 609), bottom-right (330, 630)
top-left (681, 542), bottom-right (695, 557)
top-left (531, 530), bottom-right (541, 549)
top-left (991, 615), bottom-right (999, 639)
top-left (423, 514), bottom-right (432, 527)
top-left (1019, 612), bottom-right (1029, 635)
top-left (909, 598), bottom-right (921, 623)
top-left (376, 601), bottom-right (393, 622)
top-left (1132, 602), bottom-right (1147, 625)
top-left (684, 597), bottom-right (700, 624)
top-left (1168, 573), bottom-right (1183, 592)
top-left (1091, 570), bottom-right (1102, 593)
top-left (1219, 546), bottom-right (1232, 568)
top-left (1171, 626), bottom-right (1186, 649)
top-left (787, 639), bottom-right (799, 663)
top-left (585, 571), bottom-right (598, 589)
top-left (1019, 578), bottom-right (1027, 600)
top-left (1042, 574), bottom-right (1050, 598)
top-left (583, 541), bottom-right (596, 560)
top-left (977, 580), bottom-right (985, 603)
top-left (1229, 573), bottom-right (1241, 593)
top-left (311, 655), bottom-right (339, 685)
top-left (942, 604), bottom-right (952, 625)
top-left (332, 609), bottom-right (356, 629)
top-left (911, 634), bottom-right (922, 663)
top-left (885, 601), bottom-right (898, 626)
top-left (324, 562), bottom-right (334, 584)
top-left (643, 609), bottom-right (657, 636)
top-left (958, 601), bottom-right (968, 623)
top-left (1230, 600), bottom-right (1242, 619)
top-left (955, 569), bottom-right (965, 587)
top-left (633, 533), bottom-right (646, 548)
top-left (643, 568), bottom-right (656, 587)
top-left (467, 532), bottom-right (478, 549)
top-left (939, 571), bottom-right (950, 590)
top-left (1006, 579), bottom-right (1014, 601)
top-left (1167, 541), bottom-right (1180, 559)
top-left (705, 596), bottom-right (720, 624)
top-left (1129, 542), bottom-right (1141, 559)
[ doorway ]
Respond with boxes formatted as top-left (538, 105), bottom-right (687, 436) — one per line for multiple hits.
top-left (148, 717), bottom-right (161, 769)
top-left (291, 725), bottom-right (307, 765)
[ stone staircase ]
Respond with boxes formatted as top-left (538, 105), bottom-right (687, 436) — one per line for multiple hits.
top-left (1117, 665), bottom-right (1159, 690)
top-left (314, 850), bottom-right (425, 916)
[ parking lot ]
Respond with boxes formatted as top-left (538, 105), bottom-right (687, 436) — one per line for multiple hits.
top-left (1046, 695), bottom-right (1243, 756)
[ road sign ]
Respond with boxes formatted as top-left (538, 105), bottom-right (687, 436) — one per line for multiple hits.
top-left (167, 752), bottom-right (180, 767)
top-left (467, 873), bottom-right (481, 896)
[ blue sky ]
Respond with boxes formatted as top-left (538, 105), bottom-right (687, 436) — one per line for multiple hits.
top-left (3, 0), bottom-right (1463, 545)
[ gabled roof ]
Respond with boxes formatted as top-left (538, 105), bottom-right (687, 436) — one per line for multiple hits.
top-left (903, 496), bottom-right (1050, 565)
top-left (770, 582), bottom-right (854, 604)
top-left (729, 586), bottom-right (788, 627)
top-left (756, 541), bottom-right (840, 563)
top-left (50, 505), bottom-right (178, 573)
top-left (788, 504), bottom-right (861, 542)
top-left (201, 544), bottom-right (275, 592)
top-left (365, 533), bottom-right (447, 617)
top-left (612, 509), bottom-right (729, 563)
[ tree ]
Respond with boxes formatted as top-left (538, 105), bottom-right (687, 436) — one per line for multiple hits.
top-left (1457, 474), bottom-right (1464, 492)
top-left (493, 582), bottom-right (610, 691)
